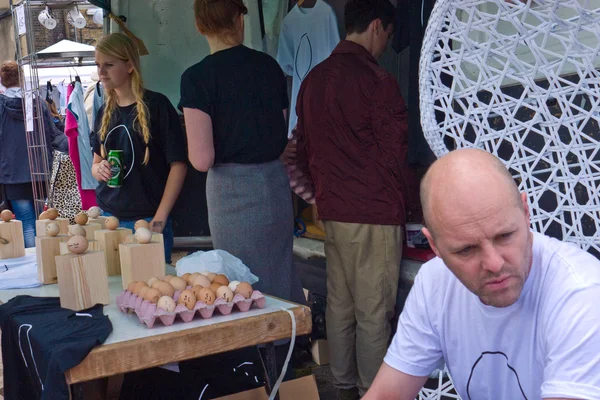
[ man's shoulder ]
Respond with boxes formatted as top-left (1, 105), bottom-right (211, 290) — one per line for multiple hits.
top-left (535, 232), bottom-right (600, 290)
top-left (415, 256), bottom-right (457, 293)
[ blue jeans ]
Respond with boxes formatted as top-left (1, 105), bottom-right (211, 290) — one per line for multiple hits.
top-left (102, 213), bottom-right (174, 264)
top-left (11, 199), bottom-right (36, 248)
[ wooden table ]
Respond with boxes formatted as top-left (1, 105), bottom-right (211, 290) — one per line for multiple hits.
top-left (0, 276), bottom-right (312, 397)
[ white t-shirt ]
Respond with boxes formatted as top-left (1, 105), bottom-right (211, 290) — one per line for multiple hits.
top-left (385, 232), bottom-right (600, 400)
top-left (276, 0), bottom-right (340, 137)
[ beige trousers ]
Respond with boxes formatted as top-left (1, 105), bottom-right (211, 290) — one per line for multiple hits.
top-left (323, 221), bottom-right (403, 396)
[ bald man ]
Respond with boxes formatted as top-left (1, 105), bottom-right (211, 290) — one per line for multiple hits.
top-left (363, 149), bottom-right (600, 400)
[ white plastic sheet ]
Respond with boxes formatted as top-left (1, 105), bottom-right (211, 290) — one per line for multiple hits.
top-left (175, 250), bottom-right (259, 285)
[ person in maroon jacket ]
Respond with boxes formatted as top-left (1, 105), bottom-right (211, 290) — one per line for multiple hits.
top-left (292, 1), bottom-right (408, 398)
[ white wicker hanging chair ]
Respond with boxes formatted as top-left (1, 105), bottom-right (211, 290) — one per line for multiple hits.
top-left (419, 0), bottom-right (600, 258)
top-left (417, 0), bottom-right (600, 398)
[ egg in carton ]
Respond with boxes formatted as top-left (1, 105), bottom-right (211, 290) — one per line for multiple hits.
top-left (116, 286), bottom-right (267, 328)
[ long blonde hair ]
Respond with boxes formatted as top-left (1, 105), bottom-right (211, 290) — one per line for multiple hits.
top-left (96, 33), bottom-right (150, 165)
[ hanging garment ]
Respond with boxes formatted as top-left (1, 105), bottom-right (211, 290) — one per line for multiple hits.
top-left (48, 150), bottom-right (82, 224)
top-left (276, 0), bottom-right (340, 137)
top-left (39, 84), bottom-right (61, 109)
top-left (243, 0), bottom-right (265, 51)
top-left (56, 82), bottom-right (67, 115)
top-left (92, 83), bottom-right (103, 129)
top-left (84, 82), bottom-right (104, 132)
top-left (64, 84), bottom-right (97, 210)
top-left (262, 0), bottom-right (288, 58)
top-left (67, 81), bottom-right (97, 191)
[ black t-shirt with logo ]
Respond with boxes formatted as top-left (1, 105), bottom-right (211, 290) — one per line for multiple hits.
top-left (91, 90), bottom-right (187, 220)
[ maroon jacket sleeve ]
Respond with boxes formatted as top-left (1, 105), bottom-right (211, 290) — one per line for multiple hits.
top-left (284, 78), bottom-right (315, 202)
top-left (372, 74), bottom-right (409, 190)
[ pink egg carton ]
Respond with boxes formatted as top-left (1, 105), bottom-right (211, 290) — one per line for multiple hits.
top-left (116, 288), bottom-right (267, 328)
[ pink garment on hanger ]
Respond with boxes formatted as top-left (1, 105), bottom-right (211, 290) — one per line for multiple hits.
top-left (65, 84), bottom-right (97, 210)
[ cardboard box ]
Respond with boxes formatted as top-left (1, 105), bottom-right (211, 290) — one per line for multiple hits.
top-left (214, 375), bottom-right (320, 400)
top-left (311, 339), bottom-right (329, 366)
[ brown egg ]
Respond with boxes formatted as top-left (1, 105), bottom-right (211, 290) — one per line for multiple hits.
top-left (151, 279), bottom-right (163, 289)
top-left (157, 296), bottom-right (176, 312)
top-left (156, 281), bottom-right (175, 298)
top-left (46, 208), bottom-right (59, 220)
top-left (138, 286), bottom-right (150, 300)
top-left (105, 216), bottom-right (119, 230)
top-left (144, 288), bottom-right (161, 304)
top-left (177, 289), bottom-right (197, 310)
top-left (39, 211), bottom-right (51, 220)
top-left (192, 275), bottom-right (211, 288)
top-left (75, 212), bottom-right (88, 225)
top-left (210, 282), bottom-right (223, 293)
top-left (134, 219), bottom-right (150, 231)
top-left (46, 222), bottom-right (60, 237)
top-left (197, 287), bottom-right (216, 305)
top-left (133, 281), bottom-right (148, 296)
top-left (70, 224), bottom-right (86, 237)
top-left (181, 273), bottom-right (191, 283)
top-left (127, 281), bottom-right (138, 292)
top-left (235, 282), bottom-right (254, 299)
top-left (206, 272), bottom-right (217, 282)
top-left (191, 285), bottom-right (203, 298)
top-left (87, 206), bottom-right (102, 219)
top-left (213, 274), bottom-right (230, 287)
top-left (216, 286), bottom-right (234, 302)
top-left (67, 235), bottom-right (88, 254)
top-left (170, 277), bottom-right (187, 292)
top-left (188, 273), bottom-right (200, 285)
top-left (147, 277), bottom-right (160, 287)
top-left (164, 275), bottom-right (175, 283)
top-left (0, 209), bottom-right (12, 222)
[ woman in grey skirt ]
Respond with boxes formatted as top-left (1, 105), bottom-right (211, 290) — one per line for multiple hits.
top-left (179, 0), bottom-right (303, 304)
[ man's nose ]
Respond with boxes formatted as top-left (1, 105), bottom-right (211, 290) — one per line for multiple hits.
top-left (480, 243), bottom-right (503, 273)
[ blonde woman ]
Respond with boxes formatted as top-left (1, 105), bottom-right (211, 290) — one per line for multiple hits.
top-left (91, 33), bottom-right (187, 263)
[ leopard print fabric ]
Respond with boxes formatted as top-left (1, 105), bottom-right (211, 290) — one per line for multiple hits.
top-left (49, 150), bottom-right (82, 224)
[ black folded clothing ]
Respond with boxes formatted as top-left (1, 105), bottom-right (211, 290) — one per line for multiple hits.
top-left (0, 296), bottom-right (112, 400)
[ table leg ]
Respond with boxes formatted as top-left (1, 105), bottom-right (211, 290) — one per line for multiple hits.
top-left (259, 343), bottom-right (280, 400)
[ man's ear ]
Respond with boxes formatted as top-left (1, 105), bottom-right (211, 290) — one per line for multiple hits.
top-left (370, 18), bottom-right (382, 34)
top-left (520, 192), bottom-right (530, 226)
top-left (422, 227), bottom-right (441, 258)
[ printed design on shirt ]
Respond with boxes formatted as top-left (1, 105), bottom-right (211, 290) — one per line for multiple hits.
top-left (466, 351), bottom-right (527, 400)
top-left (295, 33), bottom-right (314, 81)
top-left (103, 124), bottom-right (135, 180)
top-left (18, 324), bottom-right (44, 390)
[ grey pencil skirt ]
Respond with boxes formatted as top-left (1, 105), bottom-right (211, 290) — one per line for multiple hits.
top-left (206, 159), bottom-right (304, 304)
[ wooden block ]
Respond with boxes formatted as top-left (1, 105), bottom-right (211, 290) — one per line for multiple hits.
top-left (36, 235), bottom-right (70, 284)
top-left (119, 242), bottom-right (166, 289)
top-left (311, 339), bottom-right (329, 366)
top-left (88, 217), bottom-right (107, 230)
top-left (60, 239), bottom-right (100, 255)
top-left (36, 218), bottom-right (69, 237)
top-left (55, 251), bottom-right (110, 311)
top-left (95, 228), bottom-right (132, 276)
top-left (0, 220), bottom-right (26, 260)
top-left (123, 232), bottom-right (164, 248)
top-left (69, 223), bottom-right (101, 241)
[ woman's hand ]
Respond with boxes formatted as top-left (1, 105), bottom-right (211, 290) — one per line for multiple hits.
top-left (92, 159), bottom-right (113, 182)
top-left (149, 217), bottom-right (166, 233)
